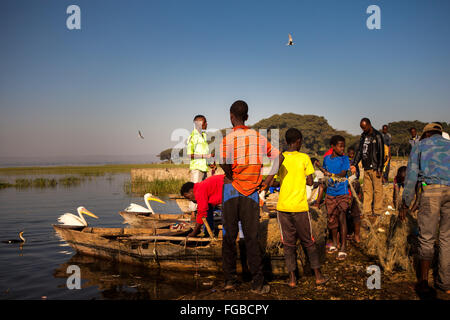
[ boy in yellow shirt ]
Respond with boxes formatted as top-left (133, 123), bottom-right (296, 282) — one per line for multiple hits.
top-left (265, 128), bottom-right (328, 287)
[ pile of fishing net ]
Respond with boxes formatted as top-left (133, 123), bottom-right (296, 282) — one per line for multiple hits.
top-left (258, 184), bottom-right (419, 273)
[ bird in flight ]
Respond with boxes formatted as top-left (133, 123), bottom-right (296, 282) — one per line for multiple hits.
top-left (138, 130), bottom-right (144, 139)
top-left (286, 34), bottom-right (294, 46)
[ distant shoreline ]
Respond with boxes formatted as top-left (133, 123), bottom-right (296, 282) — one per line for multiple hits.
top-left (0, 163), bottom-right (189, 175)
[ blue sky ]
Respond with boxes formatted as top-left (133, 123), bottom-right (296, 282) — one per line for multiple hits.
top-left (1, 0), bottom-right (449, 159)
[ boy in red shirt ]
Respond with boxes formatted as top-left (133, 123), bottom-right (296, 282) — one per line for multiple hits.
top-left (180, 174), bottom-right (224, 237)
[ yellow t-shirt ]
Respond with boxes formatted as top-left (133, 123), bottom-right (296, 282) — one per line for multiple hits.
top-left (277, 151), bottom-right (315, 213)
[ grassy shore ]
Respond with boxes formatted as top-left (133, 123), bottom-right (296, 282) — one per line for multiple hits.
top-left (0, 163), bottom-right (189, 176)
top-left (123, 177), bottom-right (187, 196)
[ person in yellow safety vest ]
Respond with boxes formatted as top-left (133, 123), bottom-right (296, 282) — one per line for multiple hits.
top-left (187, 115), bottom-right (214, 215)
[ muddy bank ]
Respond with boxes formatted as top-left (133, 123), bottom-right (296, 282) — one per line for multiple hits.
top-left (178, 242), bottom-right (449, 300)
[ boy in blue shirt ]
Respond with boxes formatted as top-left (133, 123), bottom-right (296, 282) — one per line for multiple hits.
top-left (323, 135), bottom-right (351, 260)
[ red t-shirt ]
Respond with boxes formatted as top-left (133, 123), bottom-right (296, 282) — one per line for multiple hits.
top-left (193, 174), bottom-right (224, 224)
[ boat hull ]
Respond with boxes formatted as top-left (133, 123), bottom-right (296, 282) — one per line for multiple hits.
top-left (53, 225), bottom-right (289, 275)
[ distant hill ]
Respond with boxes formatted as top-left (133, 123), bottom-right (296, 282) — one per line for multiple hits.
top-left (251, 113), bottom-right (359, 155)
top-left (158, 115), bottom-right (449, 160)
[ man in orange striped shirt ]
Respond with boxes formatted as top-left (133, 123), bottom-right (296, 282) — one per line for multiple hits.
top-left (219, 100), bottom-right (279, 294)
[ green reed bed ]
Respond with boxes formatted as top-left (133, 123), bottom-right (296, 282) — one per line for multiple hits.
top-left (58, 176), bottom-right (84, 187)
top-left (124, 177), bottom-right (187, 196)
top-left (0, 176), bottom-right (88, 189)
top-left (0, 181), bottom-right (14, 189)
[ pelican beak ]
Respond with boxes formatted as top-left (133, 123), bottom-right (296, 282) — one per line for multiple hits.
top-left (82, 208), bottom-right (99, 219)
top-left (149, 197), bottom-right (166, 204)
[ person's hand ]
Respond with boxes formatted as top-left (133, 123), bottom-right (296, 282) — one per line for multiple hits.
top-left (188, 223), bottom-right (202, 237)
top-left (350, 166), bottom-right (357, 174)
top-left (190, 212), bottom-right (196, 222)
top-left (324, 171), bottom-right (332, 177)
top-left (376, 171), bottom-right (382, 178)
top-left (259, 181), bottom-right (269, 192)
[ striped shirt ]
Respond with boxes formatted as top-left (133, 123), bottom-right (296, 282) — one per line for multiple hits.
top-left (220, 125), bottom-right (279, 196)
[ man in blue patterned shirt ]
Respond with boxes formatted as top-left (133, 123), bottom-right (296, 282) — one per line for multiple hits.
top-left (400, 122), bottom-right (450, 295)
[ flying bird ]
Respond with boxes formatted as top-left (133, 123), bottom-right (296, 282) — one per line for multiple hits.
top-left (286, 34), bottom-right (294, 46)
top-left (138, 130), bottom-right (144, 139)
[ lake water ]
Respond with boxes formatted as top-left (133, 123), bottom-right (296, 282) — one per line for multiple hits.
top-left (0, 174), bottom-right (213, 300)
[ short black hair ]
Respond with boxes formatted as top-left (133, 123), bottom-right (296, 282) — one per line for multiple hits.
top-left (347, 146), bottom-right (355, 152)
top-left (180, 182), bottom-right (194, 195)
top-left (409, 127), bottom-right (416, 132)
top-left (330, 135), bottom-right (345, 146)
top-left (361, 118), bottom-right (371, 125)
top-left (230, 100), bottom-right (248, 122)
top-left (310, 157), bottom-right (319, 165)
top-left (285, 128), bottom-right (303, 144)
top-left (193, 114), bottom-right (206, 122)
top-left (382, 124), bottom-right (388, 129)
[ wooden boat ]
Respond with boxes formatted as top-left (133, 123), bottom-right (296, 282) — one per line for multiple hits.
top-left (53, 223), bottom-right (290, 275)
top-left (119, 211), bottom-right (193, 229)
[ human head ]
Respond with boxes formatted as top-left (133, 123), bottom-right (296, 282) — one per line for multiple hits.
top-left (360, 118), bottom-right (372, 133)
top-left (285, 128), bottom-right (303, 151)
top-left (180, 182), bottom-right (195, 201)
top-left (382, 124), bottom-right (388, 134)
top-left (193, 114), bottom-right (207, 131)
top-left (330, 135), bottom-right (345, 156)
top-left (347, 146), bottom-right (355, 159)
top-left (409, 127), bottom-right (417, 138)
top-left (229, 100), bottom-right (248, 127)
top-left (420, 122), bottom-right (443, 140)
top-left (396, 166), bottom-right (407, 184)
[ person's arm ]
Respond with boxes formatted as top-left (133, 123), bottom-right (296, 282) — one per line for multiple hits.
top-left (262, 154), bottom-right (284, 190)
top-left (188, 190), bottom-right (208, 237)
top-left (376, 132), bottom-right (385, 176)
top-left (393, 184), bottom-right (399, 209)
top-left (187, 134), bottom-right (195, 159)
top-left (219, 135), bottom-right (233, 183)
top-left (220, 164), bottom-right (233, 183)
top-left (400, 145), bottom-right (420, 220)
top-left (305, 156), bottom-right (315, 186)
top-left (306, 174), bottom-right (313, 186)
top-left (352, 135), bottom-right (364, 167)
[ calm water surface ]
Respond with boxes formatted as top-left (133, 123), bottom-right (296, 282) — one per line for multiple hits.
top-left (0, 174), bottom-right (211, 300)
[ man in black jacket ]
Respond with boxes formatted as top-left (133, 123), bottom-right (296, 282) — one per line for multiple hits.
top-left (351, 118), bottom-right (385, 216)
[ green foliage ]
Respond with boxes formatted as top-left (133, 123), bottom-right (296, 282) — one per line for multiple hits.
top-left (383, 120), bottom-right (450, 157)
top-left (251, 113), bottom-right (359, 155)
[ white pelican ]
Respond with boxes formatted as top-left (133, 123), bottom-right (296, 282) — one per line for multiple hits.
top-left (2, 231), bottom-right (25, 244)
top-left (57, 206), bottom-right (99, 227)
top-left (124, 193), bottom-right (165, 214)
top-left (286, 33), bottom-right (294, 46)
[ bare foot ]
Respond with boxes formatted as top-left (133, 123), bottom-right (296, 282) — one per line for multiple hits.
top-left (288, 272), bottom-right (296, 288)
top-left (316, 275), bottom-right (329, 285)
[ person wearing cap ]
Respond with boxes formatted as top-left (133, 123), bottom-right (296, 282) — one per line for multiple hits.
top-left (400, 122), bottom-right (450, 295)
